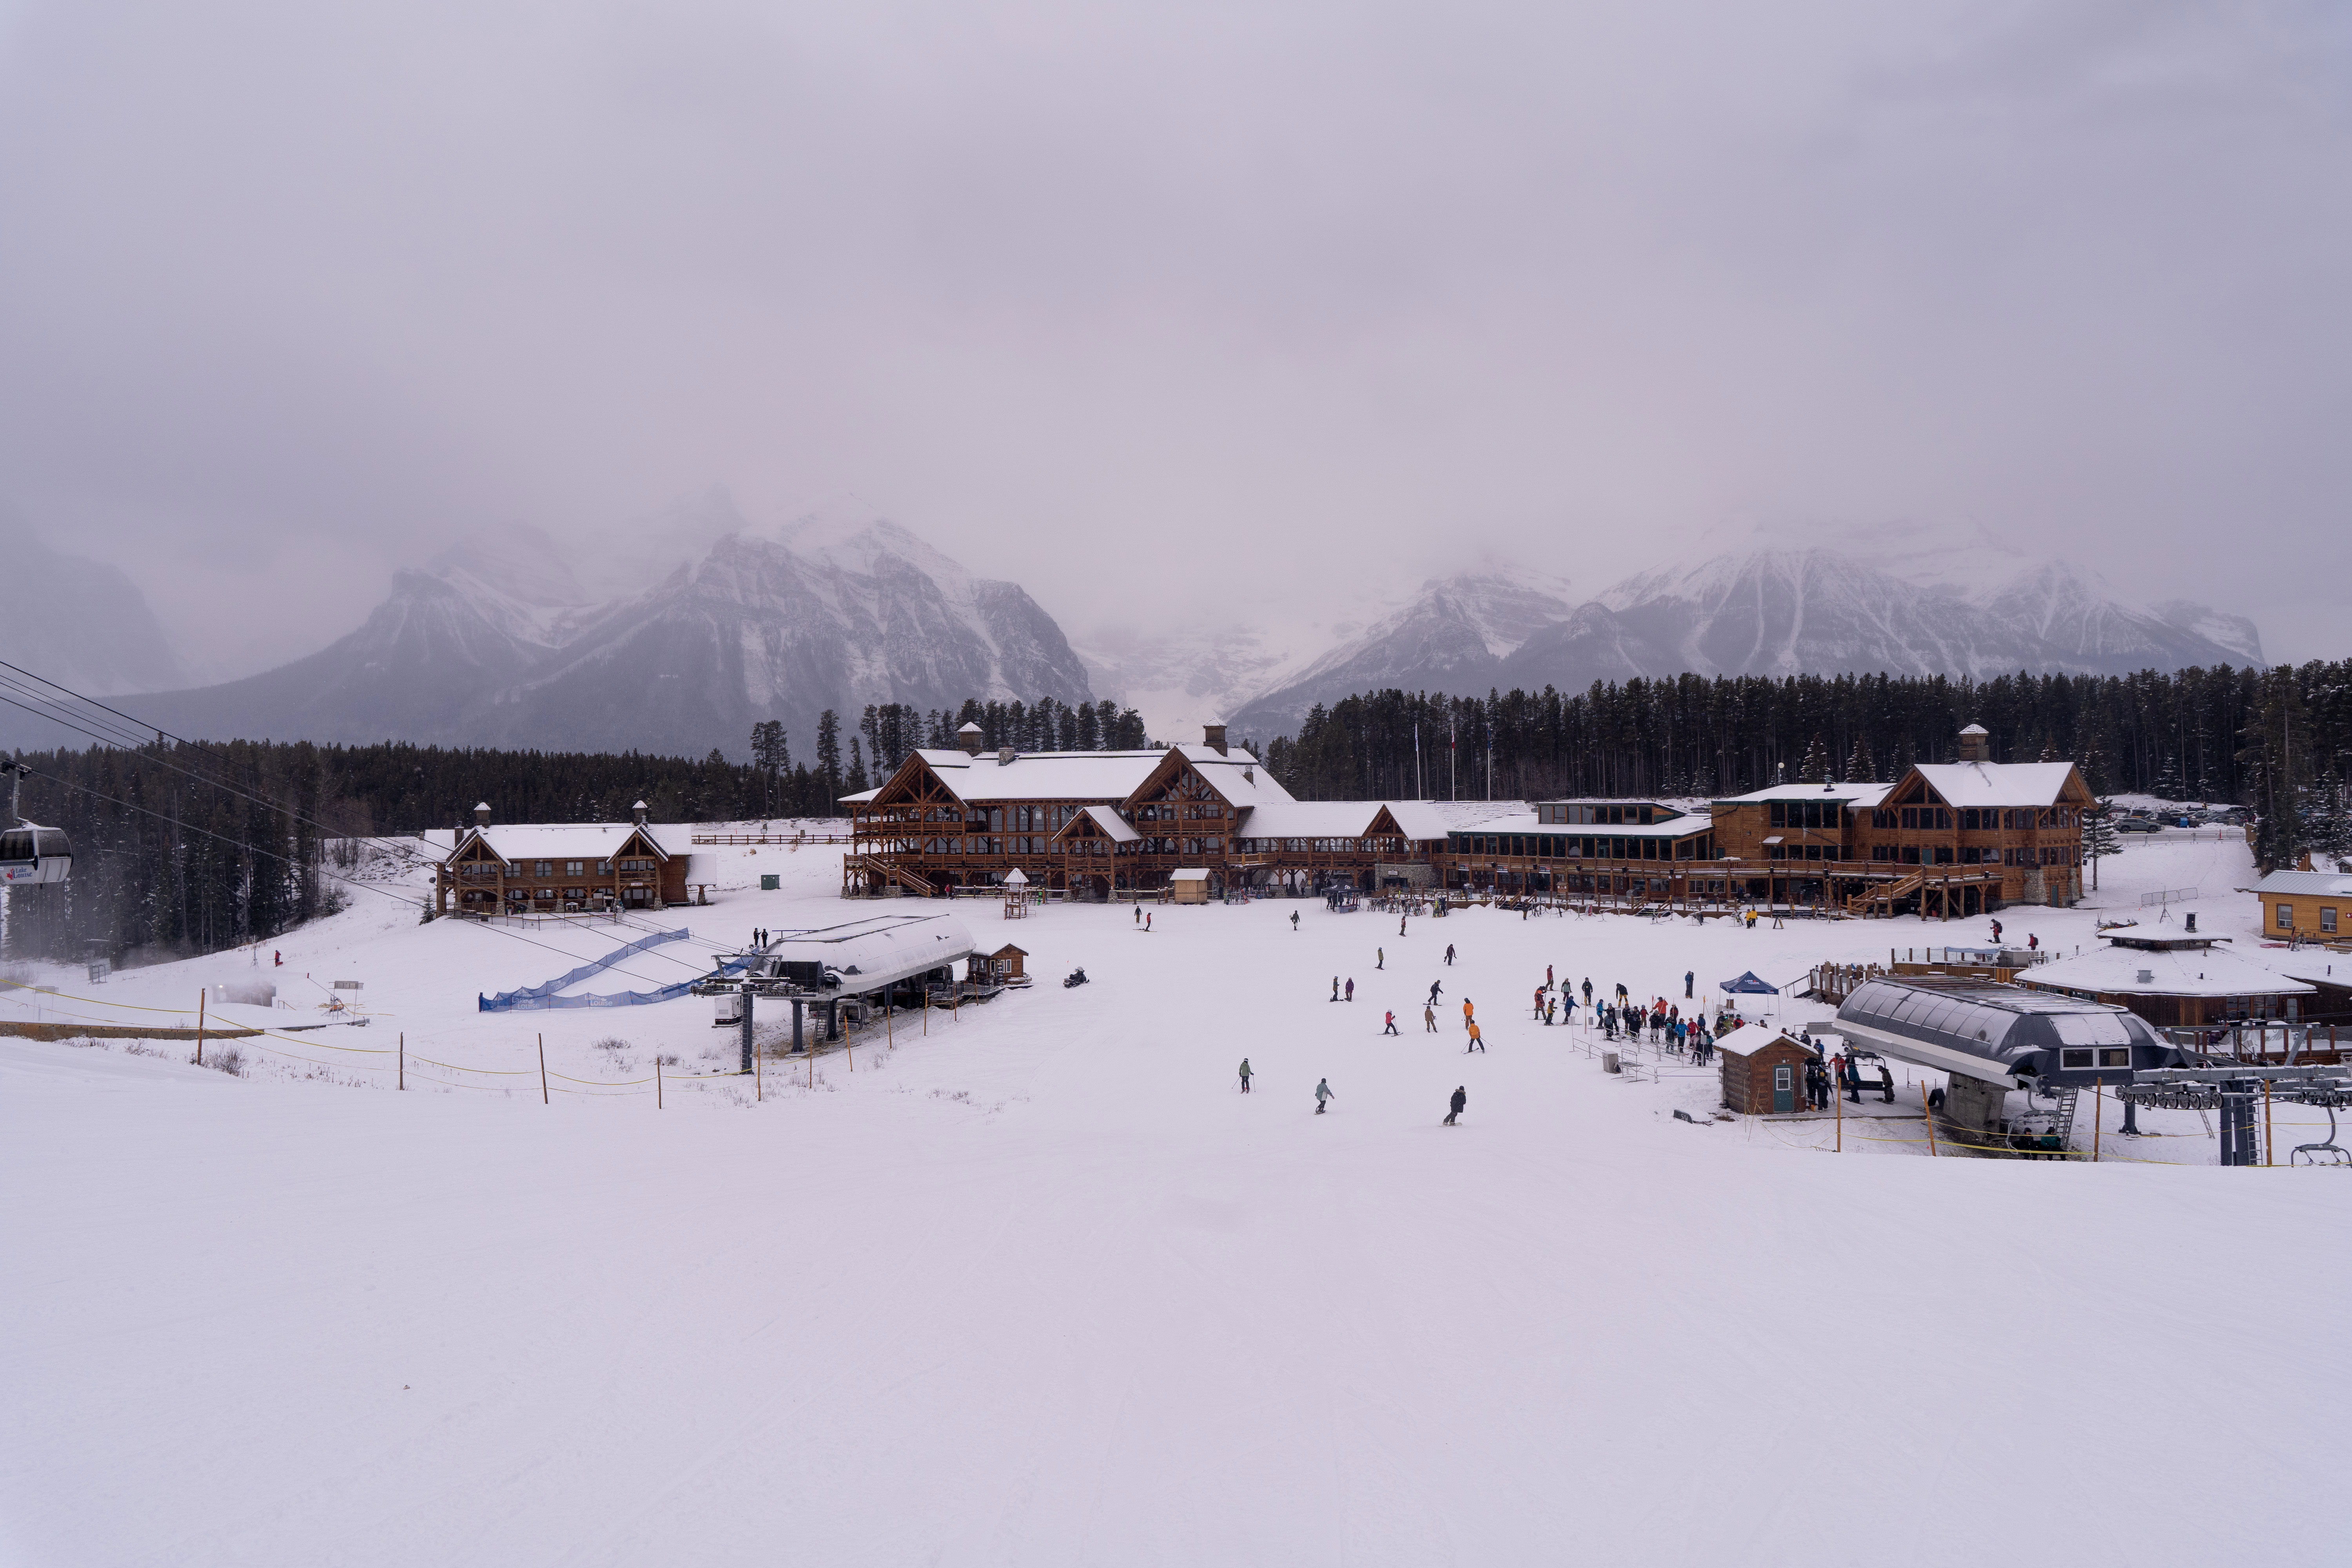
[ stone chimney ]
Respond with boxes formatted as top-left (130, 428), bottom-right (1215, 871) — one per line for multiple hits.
top-left (1958, 723), bottom-right (1991, 764)
top-left (998, 745), bottom-right (1018, 767)
top-left (632, 799), bottom-right (649, 825)
top-left (1203, 721), bottom-right (1228, 755)
top-left (957, 721), bottom-right (984, 756)
top-left (473, 801), bottom-right (492, 828)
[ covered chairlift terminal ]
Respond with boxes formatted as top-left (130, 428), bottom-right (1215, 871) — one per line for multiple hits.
top-left (1833, 975), bottom-right (2185, 1150)
top-left (699, 912), bottom-right (978, 1056)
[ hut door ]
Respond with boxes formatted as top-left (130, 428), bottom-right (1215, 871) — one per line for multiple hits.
top-left (1772, 1063), bottom-right (1794, 1114)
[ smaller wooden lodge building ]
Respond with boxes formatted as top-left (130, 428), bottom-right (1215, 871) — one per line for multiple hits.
top-left (428, 802), bottom-right (702, 915)
top-left (1716, 1025), bottom-right (1820, 1116)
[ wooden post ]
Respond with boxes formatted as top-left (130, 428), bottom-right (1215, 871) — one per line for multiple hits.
top-left (657, 1057), bottom-right (663, 1109)
top-left (2264, 1078), bottom-right (2273, 1166)
top-left (1923, 1082), bottom-right (1938, 1157)
top-left (756, 1032), bottom-right (762, 1101)
top-left (2092, 1078), bottom-right (2100, 1161)
top-left (1835, 1056), bottom-right (1842, 1152)
top-left (399, 1032), bottom-right (405, 1091)
top-left (195, 990), bottom-right (206, 1067)
top-left (538, 1034), bottom-right (548, 1104)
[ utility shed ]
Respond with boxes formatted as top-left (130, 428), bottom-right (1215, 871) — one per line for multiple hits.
top-left (1169, 868), bottom-right (1212, 904)
top-left (971, 944), bottom-right (1028, 984)
top-left (1717, 1024), bottom-right (1818, 1115)
top-left (2022, 933), bottom-right (2317, 1026)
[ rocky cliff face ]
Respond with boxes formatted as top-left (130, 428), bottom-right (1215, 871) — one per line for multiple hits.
top-left (1229, 551), bottom-right (2265, 739)
top-left (107, 515), bottom-right (1094, 758)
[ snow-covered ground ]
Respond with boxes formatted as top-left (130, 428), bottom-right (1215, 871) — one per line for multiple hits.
top-left (4, 826), bottom-right (2345, 1566)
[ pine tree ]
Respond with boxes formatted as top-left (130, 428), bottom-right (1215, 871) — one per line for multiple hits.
top-left (2310, 772), bottom-right (2352, 871)
top-left (846, 737), bottom-right (869, 795)
top-left (1798, 733), bottom-right (1829, 784)
top-left (2082, 799), bottom-right (2123, 891)
top-left (2037, 734), bottom-right (2058, 763)
top-left (815, 710), bottom-right (842, 805)
top-left (1843, 734), bottom-right (1875, 784)
top-left (2076, 740), bottom-right (2107, 797)
top-left (2151, 754), bottom-right (2185, 804)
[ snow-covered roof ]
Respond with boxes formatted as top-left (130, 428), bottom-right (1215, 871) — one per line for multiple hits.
top-left (838, 787), bottom-right (881, 805)
top-left (445, 822), bottom-right (696, 864)
top-left (1911, 761), bottom-right (2078, 809)
top-left (1711, 781), bottom-right (1895, 809)
top-left (2251, 870), bottom-right (2352, 897)
top-left (1170, 868), bottom-right (1211, 883)
top-left (1715, 1023), bottom-right (1812, 1058)
top-left (1452, 811), bottom-right (1710, 840)
top-left (897, 744), bottom-right (1293, 808)
top-left (2022, 941), bottom-right (2314, 1000)
top-left (1003, 866), bottom-right (1029, 885)
top-left (1054, 804), bottom-right (1139, 844)
top-left (767, 912), bottom-right (976, 992)
top-left (2263, 952), bottom-right (2351, 988)
top-left (1234, 801), bottom-right (1448, 843)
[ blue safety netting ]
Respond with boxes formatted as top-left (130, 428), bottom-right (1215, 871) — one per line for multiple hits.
top-left (478, 927), bottom-right (754, 1011)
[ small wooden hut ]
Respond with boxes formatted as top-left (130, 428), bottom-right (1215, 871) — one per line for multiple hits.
top-left (972, 944), bottom-right (1028, 985)
top-left (1717, 1024), bottom-right (1820, 1115)
top-left (1170, 868), bottom-right (1211, 904)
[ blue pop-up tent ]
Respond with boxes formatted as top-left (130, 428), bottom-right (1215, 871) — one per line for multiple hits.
top-left (1720, 970), bottom-right (1779, 995)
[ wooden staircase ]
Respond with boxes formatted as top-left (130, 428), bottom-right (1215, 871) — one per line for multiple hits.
top-left (1846, 870), bottom-right (1925, 918)
top-left (846, 855), bottom-right (936, 897)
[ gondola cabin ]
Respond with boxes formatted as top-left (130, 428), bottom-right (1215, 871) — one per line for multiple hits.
top-left (1717, 1025), bottom-right (1818, 1115)
top-left (0, 822), bottom-right (71, 886)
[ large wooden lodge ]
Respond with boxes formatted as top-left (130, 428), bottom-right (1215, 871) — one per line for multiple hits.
top-left (844, 720), bottom-right (2093, 916)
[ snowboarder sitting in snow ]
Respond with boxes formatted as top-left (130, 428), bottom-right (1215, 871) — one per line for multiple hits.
top-left (1445, 1085), bottom-right (1466, 1126)
top-left (1315, 1078), bottom-right (1336, 1115)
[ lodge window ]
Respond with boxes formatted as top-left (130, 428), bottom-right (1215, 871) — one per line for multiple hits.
top-left (536, 861), bottom-right (554, 876)
top-left (2323, 907), bottom-right (2338, 934)
top-left (2277, 903), bottom-right (2294, 929)
top-left (1873, 809), bottom-right (1896, 829)
top-left (565, 861), bottom-right (584, 875)
top-left (1935, 847), bottom-right (1953, 865)
top-left (1902, 847), bottom-right (1921, 864)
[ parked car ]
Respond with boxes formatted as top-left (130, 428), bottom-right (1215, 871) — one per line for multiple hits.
top-left (2116, 817), bottom-right (2163, 833)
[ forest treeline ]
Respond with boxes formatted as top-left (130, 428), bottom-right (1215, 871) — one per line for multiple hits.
top-left (1250, 662), bottom-right (2352, 873)
top-left (7, 665), bottom-right (2345, 966)
top-left (0, 695), bottom-right (1149, 964)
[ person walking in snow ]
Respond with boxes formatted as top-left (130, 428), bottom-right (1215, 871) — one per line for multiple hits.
top-left (2028, 932), bottom-right (2039, 951)
top-left (1462, 997), bottom-right (1475, 1030)
top-left (1238, 1058), bottom-right (1253, 1093)
top-left (1136, 905), bottom-right (1142, 925)
top-left (1445, 944), bottom-right (1456, 966)
top-left (1291, 910), bottom-right (1300, 932)
top-left (1399, 914), bottom-right (1408, 937)
top-left (1424, 1003), bottom-right (1438, 1034)
top-left (1465, 1021), bottom-right (1485, 1053)
top-left (1684, 969), bottom-right (1694, 999)
top-left (1532, 987), bottom-right (1546, 1020)
top-left (1445, 1085), bottom-right (1466, 1126)
top-left (1377, 947), bottom-right (1384, 970)
top-left (1383, 1009), bottom-right (1399, 1036)
top-left (1315, 1078), bottom-right (1336, 1114)
top-left (1330, 976), bottom-right (1340, 1002)
top-left (1345, 977), bottom-right (1355, 1002)
top-left (1428, 979), bottom-right (1444, 1005)
top-left (1546, 964), bottom-right (1555, 991)
top-left (1145, 911), bottom-right (1152, 932)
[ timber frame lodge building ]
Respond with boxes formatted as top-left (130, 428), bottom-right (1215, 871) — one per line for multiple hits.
top-left (843, 721), bottom-right (2092, 915)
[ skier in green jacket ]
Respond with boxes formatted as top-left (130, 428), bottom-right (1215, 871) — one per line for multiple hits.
top-left (1238, 1058), bottom-right (1253, 1094)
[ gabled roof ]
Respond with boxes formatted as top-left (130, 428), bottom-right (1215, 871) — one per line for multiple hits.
top-left (1906, 761), bottom-right (2083, 809)
top-left (1233, 800), bottom-right (1446, 842)
top-left (891, 748), bottom-right (1174, 804)
top-left (2252, 869), bottom-right (2352, 897)
top-left (442, 822), bottom-right (693, 865)
top-left (1052, 804), bottom-right (1139, 844)
top-left (1136, 745), bottom-right (1299, 810)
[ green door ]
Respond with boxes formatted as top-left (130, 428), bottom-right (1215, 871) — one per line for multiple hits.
top-left (1772, 1063), bottom-right (1794, 1114)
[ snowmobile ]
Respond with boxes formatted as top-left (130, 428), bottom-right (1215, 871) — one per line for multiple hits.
top-left (1063, 966), bottom-right (1090, 989)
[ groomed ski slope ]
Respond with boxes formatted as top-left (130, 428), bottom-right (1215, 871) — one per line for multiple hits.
top-left (3, 826), bottom-right (2344, 1567)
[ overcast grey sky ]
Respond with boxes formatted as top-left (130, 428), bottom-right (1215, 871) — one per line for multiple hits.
top-left (1, 0), bottom-right (2346, 679)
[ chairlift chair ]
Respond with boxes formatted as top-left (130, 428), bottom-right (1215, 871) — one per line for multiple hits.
top-left (0, 761), bottom-right (70, 886)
